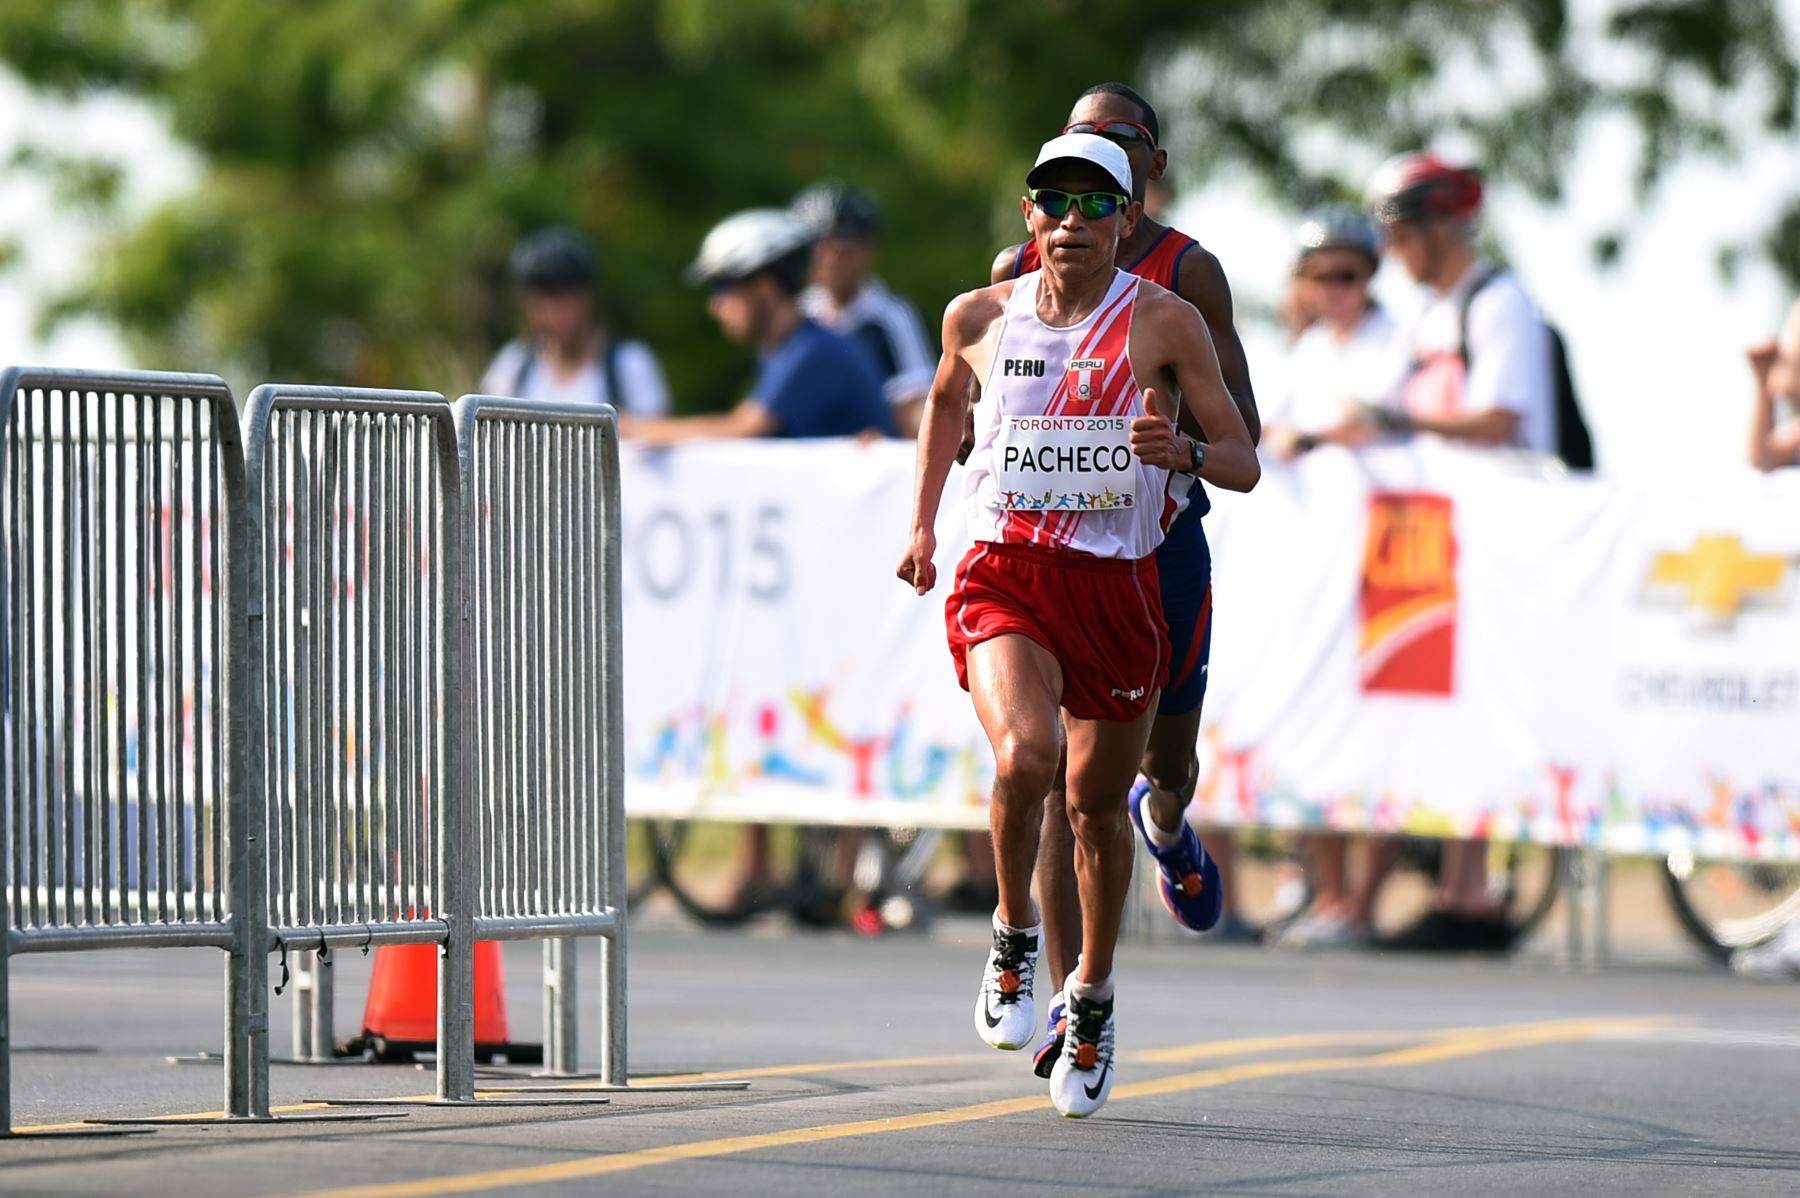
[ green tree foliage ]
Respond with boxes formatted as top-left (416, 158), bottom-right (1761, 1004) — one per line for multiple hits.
top-left (0, 0), bottom-right (1794, 404)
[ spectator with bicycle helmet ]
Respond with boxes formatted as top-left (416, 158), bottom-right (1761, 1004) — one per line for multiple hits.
top-left (1355, 151), bottom-right (1556, 954)
top-left (1360, 151), bottom-right (1555, 456)
top-left (482, 225), bottom-right (672, 416)
top-left (793, 181), bottom-right (936, 438)
top-left (1262, 205), bottom-right (1408, 461)
top-left (1746, 298), bottom-right (1800, 471)
top-left (619, 208), bottom-right (893, 444)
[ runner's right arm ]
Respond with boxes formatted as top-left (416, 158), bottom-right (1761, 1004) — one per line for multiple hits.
top-left (899, 288), bottom-right (1003, 595)
top-left (1131, 285), bottom-right (1260, 493)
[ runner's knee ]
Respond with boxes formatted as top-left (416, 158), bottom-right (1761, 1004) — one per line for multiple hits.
top-left (991, 731), bottom-right (1060, 809)
top-left (1062, 775), bottom-right (1128, 847)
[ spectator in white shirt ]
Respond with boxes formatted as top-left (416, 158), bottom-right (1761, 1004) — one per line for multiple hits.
top-left (1263, 205), bottom-right (1408, 462)
top-left (481, 226), bottom-right (672, 417)
top-left (792, 181), bottom-right (935, 437)
top-left (1262, 207), bottom-right (1407, 952)
top-left (1359, 153), bottom-right (1555, 458)
top-left (1347, 151), bottom-right (1559, 954)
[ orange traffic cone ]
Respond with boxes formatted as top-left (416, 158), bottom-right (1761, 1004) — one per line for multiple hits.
top-left (356, 941), bottom-right (530, 1062)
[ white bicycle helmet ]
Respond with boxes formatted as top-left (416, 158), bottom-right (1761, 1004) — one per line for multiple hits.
top-left (686, 208), bottom-right (816, 286)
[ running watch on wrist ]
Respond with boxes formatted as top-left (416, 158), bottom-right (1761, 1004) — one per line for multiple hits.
top-left (1183, 435), bottom-right (1206, 476)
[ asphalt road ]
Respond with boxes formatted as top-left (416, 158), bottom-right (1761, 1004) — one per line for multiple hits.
top-left (3, 912), bottom-right (1797, 1197)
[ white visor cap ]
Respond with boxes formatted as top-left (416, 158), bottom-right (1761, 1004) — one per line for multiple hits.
top-left (1025, 133), bottom-right (1134, 198)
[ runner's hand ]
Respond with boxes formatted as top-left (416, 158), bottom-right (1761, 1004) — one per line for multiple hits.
top-left (1130, 387), bottom-right (1182, 469)
top-left (897, 531), bottom-right (937, 595)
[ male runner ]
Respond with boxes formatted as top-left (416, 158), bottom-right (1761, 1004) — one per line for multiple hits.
top-left (899, 133), bottom-right (1258, 1116)
top-left (988, 83), bottom-right (1260, 1076)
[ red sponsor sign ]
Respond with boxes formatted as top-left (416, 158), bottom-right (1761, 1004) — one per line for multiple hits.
top-left (1359, 491), bottom-right (1457, 696)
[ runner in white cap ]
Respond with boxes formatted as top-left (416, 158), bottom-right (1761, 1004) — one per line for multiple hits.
top-left (898, 132), bottom-right (1258, 1117)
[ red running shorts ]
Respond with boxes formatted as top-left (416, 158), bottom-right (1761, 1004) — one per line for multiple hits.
top-left (945, 540), bottom-right (1170, 723)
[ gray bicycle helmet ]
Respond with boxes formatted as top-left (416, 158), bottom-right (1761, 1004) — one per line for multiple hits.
top-left (686, 208), bottom-right (817, 287)
top-left (509, 226), bottom-right (599, 292)
top-left (1295, 204), bottom-right (1380, 265)
top-left (791, 180), bottom-right (882, 241)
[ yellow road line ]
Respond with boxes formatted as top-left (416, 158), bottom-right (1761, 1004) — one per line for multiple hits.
top-left (1131, 1017), bottom-right (1645, 1065)
top-left (616, 1053), bottom-right (990, 1087)
top-left (1114, 1016), bottom-right (1666, 1102)
top-left (276, 1016), bottom-right (1666, 1198)
top-left (1133, 1027), bottom-right (1419, 1064)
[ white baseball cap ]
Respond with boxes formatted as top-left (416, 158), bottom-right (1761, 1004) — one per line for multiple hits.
top-left (1026, 133), bottom-right (1134, 198)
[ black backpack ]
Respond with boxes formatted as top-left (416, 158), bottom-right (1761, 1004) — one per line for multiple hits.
top-left (1460, 270), bottom-right (1595, 471)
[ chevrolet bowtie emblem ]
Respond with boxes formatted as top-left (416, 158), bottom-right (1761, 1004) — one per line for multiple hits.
top-left (1644, 534), bottom-right (1791, 628)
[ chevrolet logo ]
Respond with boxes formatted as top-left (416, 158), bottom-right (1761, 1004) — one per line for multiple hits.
top-left (1644, 534), bottom-right (1792, 628)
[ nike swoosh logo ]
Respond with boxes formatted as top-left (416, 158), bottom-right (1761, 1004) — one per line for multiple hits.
top-left (983, 1003), bottom-right (1005, 1028)
top-left (1083, 1065), bottom-right (1111, 1101)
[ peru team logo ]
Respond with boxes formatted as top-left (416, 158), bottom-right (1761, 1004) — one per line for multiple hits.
top-left (1358, 492), bottom-right (1458, 695)
top-left (1066, 357), bottom-right (1105, 403)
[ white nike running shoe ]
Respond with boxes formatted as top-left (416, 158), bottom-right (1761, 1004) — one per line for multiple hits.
top-left (1049, 990), bottom-right (1116, 1117)
top-left (973, 917), bottom-right (1039, 1051)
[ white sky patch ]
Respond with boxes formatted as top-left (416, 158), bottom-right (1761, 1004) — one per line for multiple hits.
top-left (1170, 0), bottom-right (1800, 473)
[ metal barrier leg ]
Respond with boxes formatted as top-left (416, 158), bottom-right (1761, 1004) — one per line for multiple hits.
top-left (1562, 848), bottom-right (1586, 967)
top-left (2, 935), bottom-right (11, 1133)
top-left (543, 938), bottom-right (577, 1076)
top-left (224, 926), bottom-right (270, 1118)
top-left (1562, 848), bottom-right (1611, 970)
top-left (600, 927), bottom-right (625, 1086)
top-left (1590, 850), bottom-right (1612, 968)
top-left (437, 934), bottom-right (475, 1101)
top-left (290, 952), bottom-right (336, 1062)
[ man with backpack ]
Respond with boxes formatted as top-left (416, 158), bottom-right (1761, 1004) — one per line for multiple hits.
top-left (1352, 152), bottom-right (1567, 952)
top-left (482, 226), bottom-right (673, 416)
top-left (1359, 152), bottom-right (1577, 462)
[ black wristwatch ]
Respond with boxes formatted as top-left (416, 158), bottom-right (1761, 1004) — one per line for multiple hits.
top-left (1182, 435), bottom-right (1206, 476)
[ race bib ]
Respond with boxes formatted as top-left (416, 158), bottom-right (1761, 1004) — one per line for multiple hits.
top-left (993, 414), bottom-right (1137, 511)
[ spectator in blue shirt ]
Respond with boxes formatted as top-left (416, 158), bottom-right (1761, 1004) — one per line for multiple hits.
top-left (619, 208), bottom-right (893, 444)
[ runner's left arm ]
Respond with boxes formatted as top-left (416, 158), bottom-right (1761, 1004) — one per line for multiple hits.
top-left (1175, 246), bottom-right (1260, 446)
top-left (1130, 289), bottom-right (1259, 493)
top-left (898, 292), bottom-right (989, 594)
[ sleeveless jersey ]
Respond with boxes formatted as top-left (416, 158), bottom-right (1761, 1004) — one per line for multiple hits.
top-left (1014, 224), bottom-right (1199, 292)
top-left (1016, 225), bottom-right (1210, 521)
top-left (964, 269), bottom-right (1186, 559)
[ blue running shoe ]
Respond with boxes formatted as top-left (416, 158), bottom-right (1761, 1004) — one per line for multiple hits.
top-left (1031, 993), bottom-right (1066, 1079)
top-left (1128, 779), bottom-right (1223, 932)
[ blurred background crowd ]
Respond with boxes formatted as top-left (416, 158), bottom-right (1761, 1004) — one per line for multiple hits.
top-left (1, 2), bottom-right (1797, 467)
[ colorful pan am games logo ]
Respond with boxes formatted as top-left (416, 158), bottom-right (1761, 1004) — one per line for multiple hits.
top-left (1359, 491), bottom-right (1458, 696)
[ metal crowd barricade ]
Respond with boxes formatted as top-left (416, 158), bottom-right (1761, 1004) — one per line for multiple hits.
top-left (0, 368), bottom-right (255, 1133)
top-left (452, 395), bottom-right (627, 1084)
top-left (241, 384), bottom-right (473, 1104)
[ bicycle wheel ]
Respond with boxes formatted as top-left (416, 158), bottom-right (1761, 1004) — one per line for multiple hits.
top-left (625, 819), bottom-right (662, 908)
top-left (651, 819), bottom-right (798, 927)
top-left (1662, 850), bottom-right (1800, 964)
top-left (1494, 841), bottom-right (1565, 944)
top-left (1211, 827), bottom-right (1312, 941)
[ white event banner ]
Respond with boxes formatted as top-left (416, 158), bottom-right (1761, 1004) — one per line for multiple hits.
top-left (620, 440), bottom-right (1800, 862)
